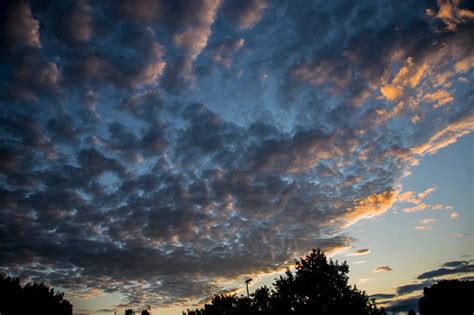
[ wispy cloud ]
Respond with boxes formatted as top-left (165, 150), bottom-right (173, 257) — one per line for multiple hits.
top-left (415, 225), bottom-right (433, 231)
top-left (347, 249), bottom-right (371, 257)
top-left (420, 218), bottom-right (436, 225)
top-left (352, 260), bottom-right (367, 265)
top-left (398, 187), bottom-right (437, 213)
top-left (374, 266), bottom-right (393, 273)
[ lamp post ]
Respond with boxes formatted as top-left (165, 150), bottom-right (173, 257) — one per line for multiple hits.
top-left (245, 278), bottom-right (252, 298)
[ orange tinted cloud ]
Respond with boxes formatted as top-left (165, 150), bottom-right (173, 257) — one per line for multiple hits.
top-left (423, 90), bottom-right (454, 108)
top-left (418, 188), bottom-right (436, 200)
top-left (454, 55), bottom-right (474, 73)
top-left (380, 57), bottom-right (428, 102)
top-left (344, 190), bottom-right (398, 226)
top-left (410, 113), bottom-right (474, 156)
top-left (398, 187), bottom-right (436, 213)
top-left (398, 191), bottom-right (419, 204)
top-left (403, 203), bottom-right (428, 213)
top-left (174, 0), bottom-right (221, 59)
top-left (426, 0), bottom-right (474, 30)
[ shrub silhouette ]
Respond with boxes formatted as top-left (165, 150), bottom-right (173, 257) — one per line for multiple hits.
top-left (418, 279), bottom-right (474, 315)
top-left (0, 273), bottom-right (72, 315)
top-left (185, 248), bottom-right (384, 315)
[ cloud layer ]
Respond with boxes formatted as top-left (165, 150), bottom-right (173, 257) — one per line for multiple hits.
top-left (372, 260), bottom-right (474, 310)
top-left (0, 0), bottom-right (473, 310)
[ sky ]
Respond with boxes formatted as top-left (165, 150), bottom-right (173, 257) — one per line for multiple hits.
top-left (0, 0), bottom-right (473, 314)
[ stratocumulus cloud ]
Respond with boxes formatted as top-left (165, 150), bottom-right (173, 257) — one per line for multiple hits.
top-left (0, 0), bottom-right (473, 310)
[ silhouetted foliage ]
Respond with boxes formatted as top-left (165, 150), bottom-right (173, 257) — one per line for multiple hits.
top-left (408, 309), bottom-right (416, 315)
top-left (418, 279), bottom-right (474, 315)
top-left (141, 305), bottom-right (151, 315)
top-left (0, 273), bottom-right (72, 315)
top-left (184, 249), bottom-right (384, 315)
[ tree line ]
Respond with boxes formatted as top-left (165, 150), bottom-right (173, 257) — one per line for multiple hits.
top-left (0, 272), bottom-right (72, 315)
top-left (184, 249), bottom-right (387, 315)
top-left (1, 248), bottom-right (472, 315)
top-left (183, 249), bottom-right (474, 315)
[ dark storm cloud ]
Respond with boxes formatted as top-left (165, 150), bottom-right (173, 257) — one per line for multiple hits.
top-left (1, 0), bottom-right (473, 310)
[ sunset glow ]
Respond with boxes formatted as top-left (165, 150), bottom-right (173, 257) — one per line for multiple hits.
top-left (0, 1), bottom-right (473, 314)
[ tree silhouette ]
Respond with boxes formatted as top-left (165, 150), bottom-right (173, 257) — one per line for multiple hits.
top-left (142, 305), bottom-right (152, 315)
top-left (252, 286), bottom-right (271, 313)
top-left (0, 273), bottom-right (72, 315)
top-left (185, 248), bottom-right (384, 315)
top-left (418, 280), bottom-right (474, 315)
top-left (272, 249), bottom-right (378, 315)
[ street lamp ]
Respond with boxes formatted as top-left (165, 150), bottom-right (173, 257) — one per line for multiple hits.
top-left (245, 278), bottom-right (252, 298)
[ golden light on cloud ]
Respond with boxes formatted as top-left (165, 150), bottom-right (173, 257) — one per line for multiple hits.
top-left (398, 187), bottom-right (435, 204)
top-left (380, 85), bottom-right (403, 101)
top-left (0, 0), bottom-right (472, 311)
top-left (423, 90), bottom-right (454, 108)
top-left (380, 57), bottom-right (428, 102)
top-left (344, 190), bottom-right (398, 226)
top-left (403, 203), bottom-right (428, 213)
top-left (426, 0), bottom-right (474, 30)
top-left (410, 113), bottom-right (474, 156)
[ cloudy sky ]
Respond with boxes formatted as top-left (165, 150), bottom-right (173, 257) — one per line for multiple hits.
top-left (0, 0), bottom-right (473, 314)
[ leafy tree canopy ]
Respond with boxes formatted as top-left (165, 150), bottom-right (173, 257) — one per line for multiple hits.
top-left (0, 272), bottom-right (72, 315)
top-left (185, 249), bottom-right (385, 315)
top-left (419, 280), bottom-right (474, 315)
